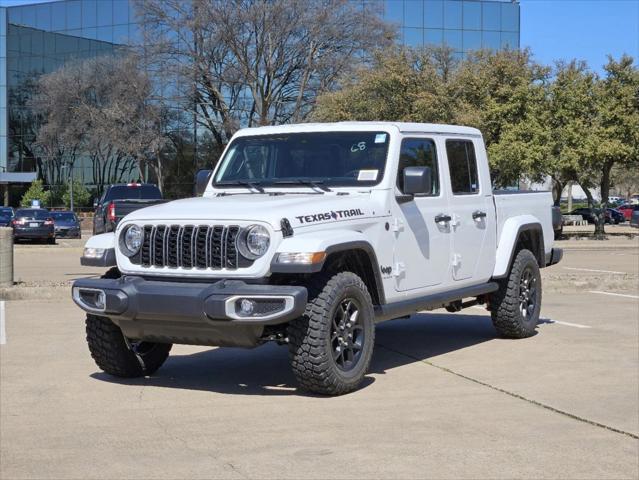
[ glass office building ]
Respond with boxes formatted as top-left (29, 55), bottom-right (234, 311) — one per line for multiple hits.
top-left (1, 0), bottom-right (140, 201)
top-left (0, 0), bottom-right (520, 204)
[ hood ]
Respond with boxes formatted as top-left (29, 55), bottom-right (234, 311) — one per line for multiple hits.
top-left (121, 192), bottom-right (378, 230)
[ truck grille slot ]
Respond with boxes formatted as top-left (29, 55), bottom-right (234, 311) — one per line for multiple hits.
top-left (134, 224), bottom-right (244, 270)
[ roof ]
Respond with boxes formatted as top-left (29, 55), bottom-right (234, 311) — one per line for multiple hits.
top-left (234, 122), bottom-right (482, 137)
top-left (0, 172), bottom-right (38, 184)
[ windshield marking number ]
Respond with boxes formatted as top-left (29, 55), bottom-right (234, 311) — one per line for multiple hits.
top-left (350, 142), bottom-right (366, 153)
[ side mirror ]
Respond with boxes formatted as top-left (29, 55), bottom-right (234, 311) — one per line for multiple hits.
top-left (194, 169), bottom-right (213, 196)
top-left (403, 166), bottom-right (432, 196)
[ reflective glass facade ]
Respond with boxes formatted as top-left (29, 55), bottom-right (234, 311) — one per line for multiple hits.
top-left (1, 0), bottom-right (139, 190)
top-left (0, 0), bottom-right (520, 202)
top-left (384, 0), bottom-right (520, 56)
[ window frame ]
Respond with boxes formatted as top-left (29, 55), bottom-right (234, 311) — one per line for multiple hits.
top-left (396, 136), bottom-right (441, 198)
top-left (445, 138), bottom-right (480, 196)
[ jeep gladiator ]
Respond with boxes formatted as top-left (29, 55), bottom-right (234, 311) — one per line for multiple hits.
top-left (72, 122), bottom-right (562, 395)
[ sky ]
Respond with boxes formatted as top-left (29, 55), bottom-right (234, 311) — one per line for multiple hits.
top-left (520, 0), bottom-right (639, 73)
top-left (1, 0), bottom-right (638, 73)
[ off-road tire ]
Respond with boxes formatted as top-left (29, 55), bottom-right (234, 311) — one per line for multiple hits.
top-left (85, 314), bottom-right (172, 377)
top-left (288, 271), bottom-right (375, 395)
top-left (491, 249), bottom-right (542, 339)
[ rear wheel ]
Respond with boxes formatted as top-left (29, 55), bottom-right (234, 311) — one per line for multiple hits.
top-left (85, 314), bottom-right (172, 377)
top-left (288, 272), bottom-right (375, 395)
top-left (491, 249), bottom-right (541, 339)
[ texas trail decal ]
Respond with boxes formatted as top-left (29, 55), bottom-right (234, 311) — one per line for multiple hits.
top-left (296, 208), bottom-right (365, 224)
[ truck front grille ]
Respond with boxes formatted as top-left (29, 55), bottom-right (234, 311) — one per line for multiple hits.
top-left (132, 224), bottom-right (245, 270)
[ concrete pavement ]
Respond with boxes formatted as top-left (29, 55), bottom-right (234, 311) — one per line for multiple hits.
top-left (0, 240), bottom-right (638, 479)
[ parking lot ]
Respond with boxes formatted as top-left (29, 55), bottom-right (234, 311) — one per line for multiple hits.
top-left (1, 235), bottom-right (638, 479)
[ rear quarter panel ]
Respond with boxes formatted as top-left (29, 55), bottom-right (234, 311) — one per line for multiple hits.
top-left (493, 192), bottom-right (554, 277)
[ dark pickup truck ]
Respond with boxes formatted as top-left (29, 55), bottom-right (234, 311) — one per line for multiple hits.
top-left (93, 183), bottom-right (165, 235)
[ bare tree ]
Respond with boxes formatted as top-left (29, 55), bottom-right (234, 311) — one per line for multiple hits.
top-left (137, 0), bottom-right (393, 149)
top-left (31, 55), bottom-right (170, 193)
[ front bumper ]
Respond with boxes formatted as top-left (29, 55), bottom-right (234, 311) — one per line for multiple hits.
top-left (71, 276), bottom-right (307, 347)
top-left (545, 248), bottom-right (563, 266)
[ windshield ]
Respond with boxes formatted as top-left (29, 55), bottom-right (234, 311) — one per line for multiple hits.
top-left (0, 208), bottom-right (12, 219)
top-left (15, 209), bottom-right (50, 220)
top-left (104, 185), bottom-right (162, 202)
top-left (213, 131), bottom-right (390, 188)
top-left (52, 212), bottom-right (77, 221)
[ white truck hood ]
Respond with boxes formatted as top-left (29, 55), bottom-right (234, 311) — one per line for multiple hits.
top-left (120, 192), bottom-right (378, 230)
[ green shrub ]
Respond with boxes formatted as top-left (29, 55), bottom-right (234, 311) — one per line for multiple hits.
top-left (20, 179), bottom-right (51, 208)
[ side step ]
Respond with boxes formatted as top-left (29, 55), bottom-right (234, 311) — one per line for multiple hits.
top-left (374, 282), bottom-right (499, 323)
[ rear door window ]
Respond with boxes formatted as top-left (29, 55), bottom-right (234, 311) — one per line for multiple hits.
top-left (446, 140), bottom-right (479, 195)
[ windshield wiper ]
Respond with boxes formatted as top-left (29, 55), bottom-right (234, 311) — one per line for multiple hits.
top-left (273, 179), bottom-right (332, 192)
top-left (216, 180), bottom-right (265, 193)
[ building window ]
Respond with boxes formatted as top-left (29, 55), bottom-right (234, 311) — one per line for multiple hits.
top-left (501, 2), bottom-right (519, 32)
top-left (482, 2), bottom-right (500, 31)
top-left (424, 0), bottom-right (443, 29)
top-left (462, 1), bottom-right (481, 30)
top-left (463, 30), bottom-right (481, 52)
top-left (404, 0), bottom-right (423, 28)
top-left (443, 29), bottom-right (462, 51)
top-left (443, 1), bottom-right (462, 30)
top-left (404, 27), bottom-right (423, 47)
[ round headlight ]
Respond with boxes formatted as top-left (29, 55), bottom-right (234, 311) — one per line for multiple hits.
top-left (243, 225), bottom-right (270, 258)
top-left (122, 224), bottom-right (143, 257)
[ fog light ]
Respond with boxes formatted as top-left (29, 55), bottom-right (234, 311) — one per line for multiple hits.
top-left (83, 247), bottom-right (105, 259)
top-left (94, 291), bottom-right (106, 310)
top-left (240, 299), bottom-right (255, 316)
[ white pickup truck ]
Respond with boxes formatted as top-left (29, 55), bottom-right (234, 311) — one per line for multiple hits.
top-left (73, 122), bottom-right (562, 395)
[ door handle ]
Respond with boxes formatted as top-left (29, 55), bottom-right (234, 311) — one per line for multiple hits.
top-left (472, 211), bottom-right (487, 220)
top-left (435, 214), bottom-right (452, 223)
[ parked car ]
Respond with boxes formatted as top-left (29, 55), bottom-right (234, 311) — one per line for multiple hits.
top-left (606, 208), bottom-right (625, 224)
top-left (607, 196), bottom-right (622, 205)
top-left (567, 207), bottom-right (615, 224)
top-left (93, 183), bottom-right (165, 235)
top-left (51, 211), bottom-right (81, 239)
top-left (617, 204), bottom-right (639, 221)
top-left (631, 210), bottom-right (639, 228)
top-left (73, 122), bottom-right (562, 395)
top-left (0, 207), bottom-right (14, 227)
top-left (12, 208), bottom-right (55, 243)
top-left (552, 205), bottom-right (563, 238)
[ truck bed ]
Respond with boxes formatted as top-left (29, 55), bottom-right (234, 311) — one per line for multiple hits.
top-left (493, 190), bottom-right (554, 257)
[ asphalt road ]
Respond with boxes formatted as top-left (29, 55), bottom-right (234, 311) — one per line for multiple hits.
top-left (1, 239), bottom-right (638, 479)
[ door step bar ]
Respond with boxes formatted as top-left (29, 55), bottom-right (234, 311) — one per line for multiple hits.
top-left (374, 282), bottom-right (499, 323)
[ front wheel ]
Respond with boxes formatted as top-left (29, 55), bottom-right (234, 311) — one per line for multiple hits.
top-left (490, 249), bottom-right (542, 339)
top-left (288, 272), bottom-right (375, 395)
top-left (85, 314), bottom-right (172, 377)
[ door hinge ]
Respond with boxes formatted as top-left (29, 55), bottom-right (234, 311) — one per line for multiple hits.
top-left (451, 254), bottom-right (462, 267)
top-left (450, 214), bottom-right (461, 228)
top-left (392, 218), bottom-right (404, 232)
top-left (393, 261), bottom-right (405, 277)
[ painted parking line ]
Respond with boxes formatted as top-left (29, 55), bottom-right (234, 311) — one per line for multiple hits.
top-left (563, 267), bottom-right (627, 274)
top-left (0, 301), bottom-right (5, 345)
top-left (539, 318), bottom-right (592, 329)
top-left (589, 290), bottom-right (639, 300)
top-left (471, 306), bottom-right (592, 329)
